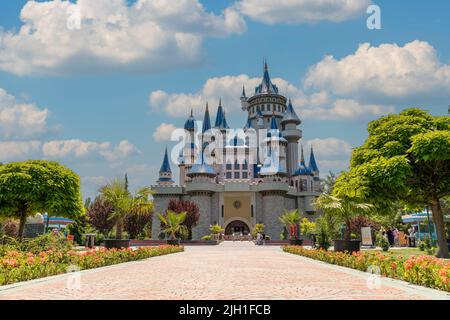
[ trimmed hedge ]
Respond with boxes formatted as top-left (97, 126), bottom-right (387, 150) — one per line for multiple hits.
top-left (0, 245), bottom-right (183, 286)
top-left (284, 246), bottom-right (450, 292)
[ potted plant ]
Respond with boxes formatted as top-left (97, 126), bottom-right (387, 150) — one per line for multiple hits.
top-left (158, 210), bottom-right (187, 245)
top-left (279, 209), bottom-right (303, 245)
top-left (314, 194), bottom-right (373, 253)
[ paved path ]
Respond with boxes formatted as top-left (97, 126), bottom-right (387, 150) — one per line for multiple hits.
top-left (1, 242), bottom-right (449, 300)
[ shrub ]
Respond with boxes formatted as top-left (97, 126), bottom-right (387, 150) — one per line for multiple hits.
top-left (2, 220), bottom-right (18, 238)
top-left (376, 234), bottom-right (390, 252)
top-left (201, 235), bottom-right (212, 240)
top-left (284, 246), bottom-right (450, 292)
top-left (0, 245), bottom-right (183, 286)
top-left (251, 224), bottom-right (265, 237)
top-left (316, 218), bottom-right (331, 250)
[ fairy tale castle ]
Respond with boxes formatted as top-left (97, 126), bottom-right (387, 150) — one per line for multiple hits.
top-left (151, 62), bottom-right (321, 240)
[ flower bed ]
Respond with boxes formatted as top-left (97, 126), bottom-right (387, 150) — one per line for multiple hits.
top-left (284, 246), bottom-right (450, 292)
top-left (0, 245), bottom-right (183, 286)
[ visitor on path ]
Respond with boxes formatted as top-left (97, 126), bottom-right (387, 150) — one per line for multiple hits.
top-left (386, 227), bottom-right (395, 246)
top-left (393, 228), bottom-right (400, 247)
top-left (256, 232), bottom-right (262, 245)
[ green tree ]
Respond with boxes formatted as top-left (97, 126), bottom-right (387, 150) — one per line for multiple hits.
top-left (314, 193), bottom-right (373, 241)
top-left (338, 108), bottom-right (450, 257)
top-left (100, 178), bottom-right (153, 240)
top-left (251, 223), bottom-right (265, 237)
top-left (0, 160), bottom-right (84, 241)
top-left (158, 210), bottom-right (187, 240)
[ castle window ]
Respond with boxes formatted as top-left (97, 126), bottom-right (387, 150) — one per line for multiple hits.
top-left (234, 172), bottom-right (240, 179)
top-left (234, 163), bottom-right (240, 170)
top-left (226, 172), bottom-right (232, 179)
top-left (242, 162), bottom-right (248, 170)
top-left (226, 163), bottom-right (232, 170)
top-left (242, 172), bottom-right (248, 179)
top-left (261, 105), bottom-right (265, 111)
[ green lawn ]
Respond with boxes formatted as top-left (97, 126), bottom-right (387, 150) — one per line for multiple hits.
top-left (362, 248), bottom-right (430, 258)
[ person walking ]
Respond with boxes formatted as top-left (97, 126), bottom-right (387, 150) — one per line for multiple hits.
top-left (386, 227), bottom-right (395, 246)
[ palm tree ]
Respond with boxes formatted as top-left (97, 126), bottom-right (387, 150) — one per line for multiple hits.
top-left (314, 194), bottom-right (373, 240)
top-left (279, 209), bottom-right (302, 240)
top-left (100, 178), bottom-right (131, 239)
top-left (158, 210), bottom-right (187, 240)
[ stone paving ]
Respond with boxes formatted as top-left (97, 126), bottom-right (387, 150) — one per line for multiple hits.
top-left (0, 241), bottom-right (449, 300)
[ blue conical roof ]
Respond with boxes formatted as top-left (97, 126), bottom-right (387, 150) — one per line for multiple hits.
top-left (214, 99), bottom-right (229, 130)
top-left (255, 60), bottom-right (279, 95)
top-left (202, 103), bottom-right (211, 133)
top-left (244, 116), bottom-right (253, 130)
top-left (294, 145), bottom-right (312, 176)
top-left (309, 145), bottom-right (319, 172)
top-left (159, 147), bottom-right (171, 173)
top-left (281, 98), bottom-right (301, 125)
top-left (241, 85), bottom-right (246, 98)
top-left (184, 109), bottom-right (195, 131)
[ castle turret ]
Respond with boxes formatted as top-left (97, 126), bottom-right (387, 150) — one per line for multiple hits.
top-left (281, 98), bottom-right (302, 176)
top-left (157, 147), bottom-right (175, 185)
top-left (240, 85), bottom-right (248, 111)
top-left (309, 145), bottom-right (319, 175)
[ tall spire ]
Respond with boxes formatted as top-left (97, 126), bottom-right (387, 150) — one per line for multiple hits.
top-left (214, 99), bottom-right (224, 128)
top-left (241, 85), bottom-right (246, 98)
top-left (160, 146), bottom-right (172, 173)
top-left (309, 145), bottom-right (319, 173)
top-left (202, 102), bottom-right (211, 133)
top-left (184, 108), bottom-right (195, 131)
top-left (255, 58), bottom-right (279, 94)
top-left (300, 145), bottom-right (305, 166)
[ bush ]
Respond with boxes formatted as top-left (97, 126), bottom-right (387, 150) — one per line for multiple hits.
top-left (284, 246), bottom-right (450, 292)
top-left (0, 245), bottom-right (184, 286)
top-left (1, 232), bottom-right (72, 256)
top-left (2, 220), bottom-right (18, 238)
top-left (251, 224), bottom-right (265, 238)
top-left (376, 234), bottom-right (390, 252)
top-left (201, 235), bottom-right (212, 240)
top-left (316, 219), bottom-right (331, 250)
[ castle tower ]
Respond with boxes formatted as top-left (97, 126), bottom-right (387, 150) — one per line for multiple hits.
top-left (259, 114), bottom-right (287, 177)
top-left (244, 60), bottom-right (287, 130)
top-left (281, 98), bottom-right (302, 177)
top-left (157, 147), bottom-right (175, 185)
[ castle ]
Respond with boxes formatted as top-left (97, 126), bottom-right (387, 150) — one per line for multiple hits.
top-left (151, 62), bottom-right (321, 240)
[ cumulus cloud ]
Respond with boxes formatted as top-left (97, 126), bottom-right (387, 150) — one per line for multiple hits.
top-left (150, 73), bottom-right (392, 121)
top-left (0, 141), bottom-right (41, 162)
top-left (235, 0), bottom-right (370, 24)
top-left (42, 139), bottom-right (139, 161)
top-left (305, 40), bottom-right (450, 102)
top-left (0, 88), bottom-right (50, 139)
top-left (153, 123), bottom-right (177, 142)
top-left (304, 137), bottom-right (353, 157)
top-left (0, 0), bottom-right (246, 76)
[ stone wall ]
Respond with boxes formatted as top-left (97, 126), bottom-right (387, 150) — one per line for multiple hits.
top-left (190, 192), bottom-right (212, 239)
top-left (261, 192), bottom-right (286, 240)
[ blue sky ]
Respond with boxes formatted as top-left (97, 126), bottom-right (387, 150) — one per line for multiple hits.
top-left (0, 0), bottom-right (449, 199)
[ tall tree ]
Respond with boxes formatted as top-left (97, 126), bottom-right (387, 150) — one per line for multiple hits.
top-left (86, 196), bottom-right (116, 237)
top-left (166, 199), bottom-right (200, 240)
top-left (124, 188), bottom-right (154, 239)
top-left (337, 108), bottom-right (450, 257)
top-left (0, 160), bottom-right (84, 240)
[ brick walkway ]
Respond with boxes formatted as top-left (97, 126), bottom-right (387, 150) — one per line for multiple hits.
top-left (1, 242), bottom-right (449, 300)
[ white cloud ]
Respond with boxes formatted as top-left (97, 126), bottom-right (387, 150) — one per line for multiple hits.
top-left (153, 123), bottom-right (177, 142)
top-left (0, 141), bottom-right (41, 162)
top-left (305, 40), bottom-right (450, 101)
top-left (304, 137), bottom-right (353, 157)
top-left (150, 73), bottom-right (393, 121)
top-left (302, 98), bottom-right (394, 120)
top-left (0, 88), bottom-right (50, 139)
top-left (0, 0), bottom-right (246, 76)
top-left (42, 139), bottom-right (139, 162)
top-left (235, 0), bottom-right (370, 24)
top-left (317, 159), bottom-right (350, 174)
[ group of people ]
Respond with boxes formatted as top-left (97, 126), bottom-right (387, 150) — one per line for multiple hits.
top-left (380, 226), bottom-right (417, 247)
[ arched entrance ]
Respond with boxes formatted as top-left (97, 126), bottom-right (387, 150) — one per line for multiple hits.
top-left (225, 220), bottom-right (250, 235)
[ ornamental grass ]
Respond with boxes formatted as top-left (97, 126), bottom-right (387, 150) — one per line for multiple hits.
top-left (0, 245), bottom-right (183, 286)
top-left (284, 246), bottom-right (450, 292)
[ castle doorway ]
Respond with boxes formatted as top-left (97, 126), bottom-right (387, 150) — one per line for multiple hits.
top-left (225, 220), bottom-right (250, 235)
